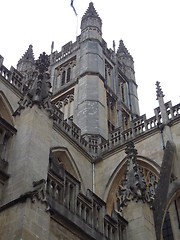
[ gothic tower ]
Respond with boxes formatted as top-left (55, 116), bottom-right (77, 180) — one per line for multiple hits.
top-left (73, 2), bottom-right (108, 139)
top-left (51, 2), bottom-right (140, 140)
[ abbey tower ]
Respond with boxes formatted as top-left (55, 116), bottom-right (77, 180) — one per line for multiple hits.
top-left (0, 2), bottom-right (180, 240)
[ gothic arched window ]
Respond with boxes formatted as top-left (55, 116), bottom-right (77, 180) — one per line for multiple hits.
top-left (61, 70), bottom-right (66, 86)
top-left (67, 67), bottom-right (71, 83)
top-left (114, 162), bottom-right (159, 212)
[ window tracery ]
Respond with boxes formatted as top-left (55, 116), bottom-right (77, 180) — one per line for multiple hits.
top-left (55, 93), bottom-right (74, 120)
top-left (55, 58), bottom-right (76, 87)
top-left (115, 163), bottom-right (159, 212)
top-left (61, 70), bottom-right (66, 86)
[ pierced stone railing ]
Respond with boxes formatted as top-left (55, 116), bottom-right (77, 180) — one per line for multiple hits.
top-left (47, 158), bottom-right (127, 239)
top-left (0, 65), bottom-right (11, 81)
top-left (52, 100), bottom-right (180, 157)
top-left (52, 106), bottom-right (89, 152)
top-left (9, 66), bottom-right (23, 90)
top-left (0, 62), bottom-right (23, 92)
top-left (77, 193), bottom-right (93, 226)
top-left (172, 103), bottom-right (180, 118)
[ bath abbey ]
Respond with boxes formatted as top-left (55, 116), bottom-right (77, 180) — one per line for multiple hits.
top-left (0, 2), bottom-right (180, 240)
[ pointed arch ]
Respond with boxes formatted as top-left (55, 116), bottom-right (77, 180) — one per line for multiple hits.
top-left (157, 180), bottom-right (180, 240)
top-left (0, 91), bottom-right (14, 126)
top-left (104, 155), bottom-right (160, 215)
top-left (50, 146), bottom-right (85, 192)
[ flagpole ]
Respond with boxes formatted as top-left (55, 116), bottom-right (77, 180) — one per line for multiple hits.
top-left (76, 14), bottom-right (79, 38)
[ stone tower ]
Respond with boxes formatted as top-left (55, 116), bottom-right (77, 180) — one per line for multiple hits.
top-left (51, 2), bottom-right (140, 140)
top-left (73, 2), bottom-right (107, 139)
top-left (117, 40), bottom-right (140, 119)
top-left (1, 2), bottom-right (180, 240)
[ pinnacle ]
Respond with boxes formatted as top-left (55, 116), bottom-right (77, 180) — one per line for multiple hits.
top-left (117, 40), bottom-right (130, 55)
top-left (156, 81), bottom-right (164, 99)
top-left (82, 2), bottom-right (101, 22)
top-left (18, 45), bottom-right (35, 63)
top-left (118, 142), bottom-right (151, 210)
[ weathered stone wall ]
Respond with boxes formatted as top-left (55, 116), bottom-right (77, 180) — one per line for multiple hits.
top-left (2, 106), bottom-right (52, 204)
top-left (49, 219), bottom-right (81, 240)
top-left (51, 126), bottom-right (93, 193)
top-left (123, 201), bottom-right (156, 240)
top-left (0, 198), bottom-right (50, 240)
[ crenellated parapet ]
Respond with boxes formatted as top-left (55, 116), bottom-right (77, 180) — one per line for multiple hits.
top-left (52, 40), bottom-right (80, 63)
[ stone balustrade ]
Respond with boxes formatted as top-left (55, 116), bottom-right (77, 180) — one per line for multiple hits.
top-left (47, 158), bottom-right (127, 239)
top-left (171, 103), bottom-right (180, 119)
top-left (1, 54), bottom-right (180, 158)
top-left (0, 62), bottom-right (23, 92)
top-left (52, 100), bottom-right (180, 157)
top-left (0, 65), bottom-right (10, 81)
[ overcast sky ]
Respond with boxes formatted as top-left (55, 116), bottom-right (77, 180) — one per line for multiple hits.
top-left (1, 0), bottom-right (180, 117)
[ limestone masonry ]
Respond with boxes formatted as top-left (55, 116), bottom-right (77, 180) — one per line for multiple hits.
top-left (0, 2), bottom-right (180, 240)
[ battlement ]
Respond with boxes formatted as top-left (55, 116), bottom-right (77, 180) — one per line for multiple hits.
top-left (53, 37), bottom-right (81, 63)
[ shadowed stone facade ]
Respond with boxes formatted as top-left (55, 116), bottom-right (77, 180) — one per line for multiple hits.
top-left (0, 2), bottom-right (180, 240)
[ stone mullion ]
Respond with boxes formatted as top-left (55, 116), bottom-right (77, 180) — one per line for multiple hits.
top-left (79, 202), bottom-right (82, 217)
top-left (67, 97), bottom-right (70, 120)
top-left (65, 67), bottom-right (68, 84)
top-left (69, 184), bottom-right (74, 211)
top-left (66, 181), bottom-right (70, 209)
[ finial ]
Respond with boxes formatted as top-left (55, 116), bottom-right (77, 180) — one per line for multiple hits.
top-left (113, 40), bottom-right (116, 52)
top-left (36, 52), bottom-right (50, 74)
top-left (117, 40), bottom-right (130, 55)
top-left (81, 2), bottom-right (101, 22)
top-left (18, 45), bottom-right (35, 64)
top-left (14, 52), bottom-right (52, 116)
top-left (51, 41), bottom-right (54, 54)
top-left (156, 81), bottom-right (164, 99)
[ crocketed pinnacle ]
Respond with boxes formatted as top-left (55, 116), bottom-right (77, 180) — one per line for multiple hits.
top-left (156, 81), bottom-right (165, 99)
top-left (117, 40), bottom-right (131, 56)
top-left (14, 52), bottom-right (52, 116)
top-left (18, 45), bottom-right (35, 64)
top-left (82, 2), bottom-right (102, 23)
top-left (119, 142), bottom-right (151, 210)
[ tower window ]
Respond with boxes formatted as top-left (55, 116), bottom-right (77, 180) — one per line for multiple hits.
top-left (67, 67), bottom-right (71, 82)
top-left (61, 70), bottom-right (66, 86)
top-left (121, 83), bottom-right (125, 102)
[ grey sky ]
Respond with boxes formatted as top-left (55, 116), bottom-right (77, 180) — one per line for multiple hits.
top-left (1, 0), bottom-right (180, 117)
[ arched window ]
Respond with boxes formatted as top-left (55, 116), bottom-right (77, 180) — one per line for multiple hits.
top-left (61, 70), bottom-right (66, 86)
top-left (115, 164), bottom-right (158, 212)
top-left (67, 67), bottom-right (71, 83)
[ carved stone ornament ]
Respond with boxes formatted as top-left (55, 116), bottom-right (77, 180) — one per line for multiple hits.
top-left (20, 179), bottom-right (50, 211)
top-left (156, 81), bottom-right (164, 99)
top-left (119, 142), bottom-right (152, 210)
top-left (31, 179), bottom-right (50, 211)
top-left (14, 52), bottom-right (53, 116)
